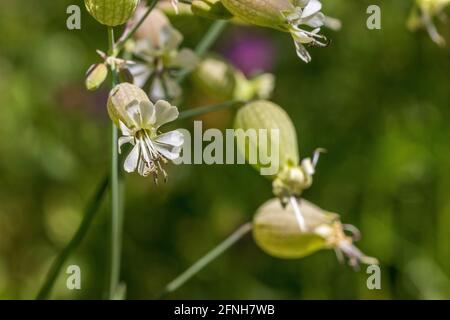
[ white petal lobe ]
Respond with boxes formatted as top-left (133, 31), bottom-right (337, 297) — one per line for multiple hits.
top-left (124, 143), bottom-right (140, 173)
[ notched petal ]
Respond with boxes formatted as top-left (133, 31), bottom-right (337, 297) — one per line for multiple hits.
top-left (154, 100), bottom-right (179, 128)
top-left (154, 130), bottom-right (184, 147)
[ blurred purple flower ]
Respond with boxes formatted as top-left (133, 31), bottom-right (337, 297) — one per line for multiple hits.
top-left (221, 30), bottom-right (276, 76)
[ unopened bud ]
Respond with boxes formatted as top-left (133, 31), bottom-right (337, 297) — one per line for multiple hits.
top-left (234, 100), bottom-right (299, 176)
top-left (192, 56), bottom-right (237, 99)
top-left (85, 63), bottom-right (108, 91)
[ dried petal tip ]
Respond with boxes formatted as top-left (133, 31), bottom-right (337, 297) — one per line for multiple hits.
top-left (253, 198), bottom-right (378, 268)
top-left (85, 0), bottom-right (140, 26)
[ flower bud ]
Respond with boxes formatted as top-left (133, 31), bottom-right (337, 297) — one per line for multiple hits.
top-left (192, 56), bottom-right (237, 99)
top-left (192, 0), bottom-right (234, 20)
top-left (85, 63), bottom-right (108, 91)
top-left (107, 83), bottom-right (150, 127)
top-left (253, 198), bottom-right (378, 266)
top-left (85, 0), bottom-right (140, 26)
top-left (235, 100), bottom-right (324, 205)
top-left (234, 100), bottom-right (299, 177)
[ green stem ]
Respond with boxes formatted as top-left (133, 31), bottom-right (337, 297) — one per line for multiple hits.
top-left (158, 223), bottom-right (252, 299)
top-left (178, 100), bottom-right (243, 121)
top-left (177, 20), bottom-right (228, 83)
top-left (108, 26), bottom-right (123, 300)
top-left (195, 20), bottom-right (228, 56)
top-left (36, 176), bottom-right (109, 300)
top-left (116, 0), bottom-right (159, 53)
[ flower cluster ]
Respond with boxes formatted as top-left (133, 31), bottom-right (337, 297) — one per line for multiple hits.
top-left (83, 0), bottom-right (379, 275)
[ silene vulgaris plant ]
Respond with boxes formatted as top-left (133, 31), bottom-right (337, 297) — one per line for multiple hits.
top-left (38, 0), bottom-right (416, 300)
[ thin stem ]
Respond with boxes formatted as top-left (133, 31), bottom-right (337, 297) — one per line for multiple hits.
top-left (178, 100), bottom-right (243, 121)
top-left (116, 0), bottom-right (159, 53)
top-left (195, 20), bottom-right (228, 56)
top-left (36, 176), bottom-right (109, 300)
top-left (108, 26), bottom-right (123, 300)
top-left (177, 20), bottom-right (228, 83)
top-left (158, 223), bottom-right (252, 299)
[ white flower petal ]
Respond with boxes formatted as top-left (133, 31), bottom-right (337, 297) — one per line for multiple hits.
top-left (301, 0), bottom-right (322, 19)
top-left (304, 13), bottom-right (325, 28)
top-left (150, 77), bottom-right (166, 101)
top-left (125, 100), bottom-right (142, 128)
top-left (154, 130), bottom-right (184, 147)
top-left (153, 100), bottom-right (179, 128)
top-left (129, 63), bottom-right (152, 88)
top-left (155, 142), bottom-right (181, 160)
top-left (160, 26), bottom-right (183, 52)
top-left (292, 36), bottom-right (312, 63)
top-left (163, 76), bottom-right (182, 101)
top-left (139, 101), bottom-right (156, 127)
top-left (119, 120), bottom-right (133, 136)
top-left (118, 136), bottom-right (134, 154)
top-left (124, 143), bottom-right (140, 173)
top-left (139, 138), bottom-right (152, 164)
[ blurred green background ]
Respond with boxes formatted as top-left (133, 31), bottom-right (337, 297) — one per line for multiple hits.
top-left (0, 0), bottom-right (449, 299)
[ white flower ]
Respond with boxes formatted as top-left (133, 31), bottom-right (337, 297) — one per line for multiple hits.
top-left (408, 0), bottom-right (450, 46)
top-left (128, 17), bottom-right (198, 101)
top-left (118, 99), bottom-right (184, 181)
top-left (285, 0), bottom-right (330, 63)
